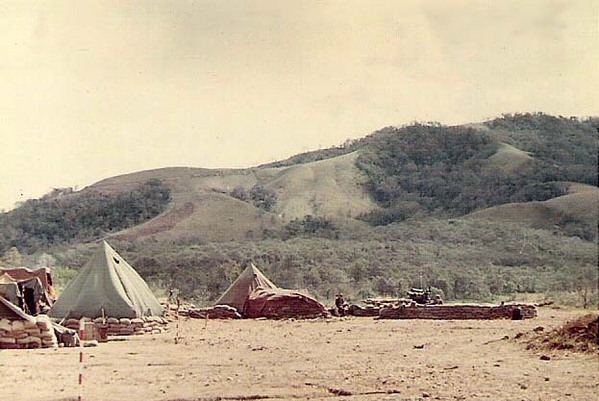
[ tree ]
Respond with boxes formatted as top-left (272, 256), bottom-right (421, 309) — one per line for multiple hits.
top-left (230, 186), bottom-right (248, 201)
top-left (574, 265), bottom-right (599, 309)
top-left (250, 185), bottom-right (277, 211)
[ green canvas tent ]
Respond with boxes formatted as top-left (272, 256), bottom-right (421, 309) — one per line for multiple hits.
top-left (48, 241), bottom-right (163, 319)
top-left (215, 262), bottom-right (276, 312)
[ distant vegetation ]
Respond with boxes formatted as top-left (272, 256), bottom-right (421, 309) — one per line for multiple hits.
top-left (356, 123), bottom-right (498, 217)
top-left (231, 184), bottom-right (277, 211)
top-left (485, 113), bottom-right (598, 186)
top-left (355, 114), bottom-right (598, 226)
top-left (280, 215), bottom-right (339, 240)
top-left (259, 139), bottom-right (359, 168)
top-left (0, 179), bottom-right (170, 253)
top-left (48, 219), bottom-right (597, 308)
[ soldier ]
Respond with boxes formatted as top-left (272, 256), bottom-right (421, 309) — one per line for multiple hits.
top-left (335, 294), bottom-right (346, 316)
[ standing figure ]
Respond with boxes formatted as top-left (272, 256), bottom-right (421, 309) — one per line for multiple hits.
top-left (335, 293), bottom-right (346, 316)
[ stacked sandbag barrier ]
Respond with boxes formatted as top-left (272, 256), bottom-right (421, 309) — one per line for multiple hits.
top-left (378, 304), bottom-right (537, 320)
top-left (187, 305), bottom-right (242, 319)
top-left (347, 304), bottom-right (381, 317)
top-left (62, 316), bottom-right (169, 337)
top-left (0, 315), bottom-right (58, 349)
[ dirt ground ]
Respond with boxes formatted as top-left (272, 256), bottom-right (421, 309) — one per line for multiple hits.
top-left (1, 308), bottom-right (597, 401)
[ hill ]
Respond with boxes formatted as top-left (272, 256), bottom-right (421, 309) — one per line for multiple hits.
top-left (45, 113), bottom-right (598, 244)
top-left (0, 113), bottom-right (597, 305)
top-left (87, 150), bottom-right (375, 243)
top-left (464, 183), bottom-right (598, 239)
top-left (1, 113), bottom-right (596, 248)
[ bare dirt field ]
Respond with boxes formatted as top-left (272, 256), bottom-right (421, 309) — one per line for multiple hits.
top-left (1, 308), bottom-right (597, 401)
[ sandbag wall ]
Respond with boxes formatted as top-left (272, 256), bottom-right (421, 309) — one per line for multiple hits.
top-left (347, 304), bottom-right (381, 317)
top-left (0, 315), bottom-right (58, 349)
top-left (187, 305), bottom-right (242, 319)
top-left (63, 316), bottom-right (169, 336)
top-left (379, 304), bottom-right (537, 320)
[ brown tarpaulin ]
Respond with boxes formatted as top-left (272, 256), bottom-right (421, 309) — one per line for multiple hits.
top-left (243, 287), bottom-right (328, 319)
top-left (0, 267), bottom-right (55, 300)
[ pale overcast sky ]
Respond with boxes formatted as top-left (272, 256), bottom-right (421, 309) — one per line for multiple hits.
top-left (1, 0), bottom-right (597, 210)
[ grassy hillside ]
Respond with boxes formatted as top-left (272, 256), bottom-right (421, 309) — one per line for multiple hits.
top-left (1, 113), bottom-right (597, 306)
top-left (65, 115), bottom-right (599, 242)
top-left (485, 142), bottom-right (533, 172)
top-left (464, 183), bottom-right (598, 240)
top-left (83, 150), bottom-right (376, 243)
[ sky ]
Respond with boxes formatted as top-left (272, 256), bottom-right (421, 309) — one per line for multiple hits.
top-left (1, 0), bottom-right (597, 211)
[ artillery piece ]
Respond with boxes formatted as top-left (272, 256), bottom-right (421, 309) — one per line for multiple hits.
top-left (406, 287), bottom-right (443, 305)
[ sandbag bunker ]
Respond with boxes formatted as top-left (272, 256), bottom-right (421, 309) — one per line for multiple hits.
top-left (1, 241), bottom-right (168, 349)
top-left (342, 291), bottom-right (537, 320)
top-left (0, 297), bottom-right (58, 349)
top-left (174, 262), bottom-right (329, 320)
top-left (207, 262), bottom-right (329, 319)
top-left (61, 316), bottom-right (169, 338)
top-left (378, 303), bottom-right (537, 320)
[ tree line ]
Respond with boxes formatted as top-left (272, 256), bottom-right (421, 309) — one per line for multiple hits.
top-left (0, 179), bottom-right (171, 253)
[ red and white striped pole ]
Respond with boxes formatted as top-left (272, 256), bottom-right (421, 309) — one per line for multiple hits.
top-left (174, 297), bottom-right (180, 345)
top-left (78, 319), bottom-right (85, 401)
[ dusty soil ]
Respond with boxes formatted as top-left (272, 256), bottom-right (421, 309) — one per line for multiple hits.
top-left (1, 308), bottom-right (597, 401)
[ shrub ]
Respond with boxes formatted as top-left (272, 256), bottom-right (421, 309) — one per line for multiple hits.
top-left (249, 185), bottom-right (277, 211)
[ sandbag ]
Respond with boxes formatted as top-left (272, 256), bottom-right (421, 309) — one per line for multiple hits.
top-left (11, 320), bottom-right (25, 331)
top-left (0, 319), bottom-right (11, 332)
top-left (36, 316), bottom-right (52, 331)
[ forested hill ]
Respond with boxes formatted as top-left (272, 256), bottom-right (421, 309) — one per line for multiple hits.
top-left (355, 114), bottom-right (597, 224)
top-left (264, 113), bottom-right (597, 183)
top-left (0, 179), bottom-right (171, 252)
top-left (262, 113), bottom-right (597, 229)
top-left (0, 112), bottom-right (597, 254)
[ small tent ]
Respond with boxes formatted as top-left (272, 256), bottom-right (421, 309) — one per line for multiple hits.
top-left (215, 262), bottom-right (276, 312)
top-left (48, 241), bottom-right (163, 319)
